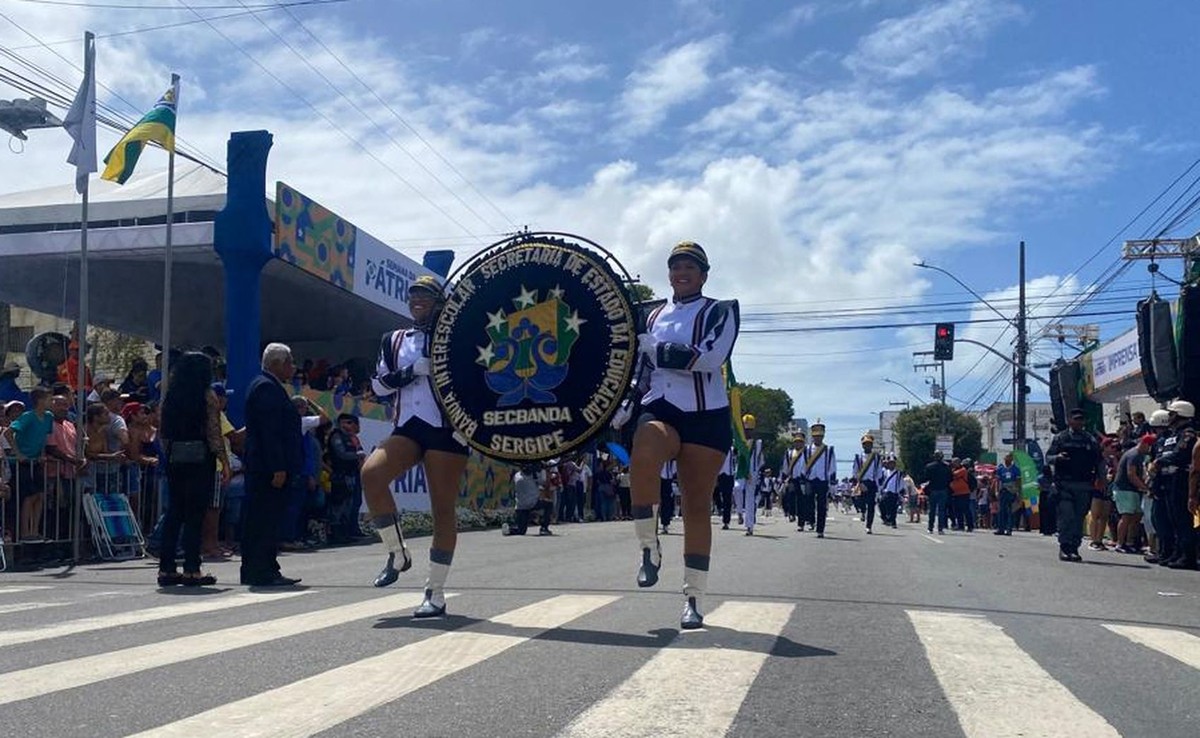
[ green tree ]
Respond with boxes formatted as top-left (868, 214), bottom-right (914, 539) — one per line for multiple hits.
top-left (893, 404), bottom-right (983, 483)
top-left (630, 283), bottom-right (656, 302)
top-left (738, 383), bottom-right (795, 471)
top-left (90, 327), bottom-right (152, 380)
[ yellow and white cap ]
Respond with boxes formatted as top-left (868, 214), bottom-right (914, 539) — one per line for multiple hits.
top-left (668, 241), bottom-right (710, 272)
top-left (408, 275), bottom-right (445, 300)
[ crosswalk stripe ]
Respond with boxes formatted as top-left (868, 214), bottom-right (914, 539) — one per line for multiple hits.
top-left (0, 592), bottom-right (429, 706)
top-left (559, 601), bottom-right (794, 738)
top-left (126, 594), bottom-right (620, 738)
top-left (1104, 623), bottom-right (1200, 670)
top-left (907, 610), bottom-right (1121, 738)
top-left (0, 586), bottom-right (53, 595)
top-left (0, 602), bottom-right (69, 615)
top-left (0, 590), bottom-right (311, 648)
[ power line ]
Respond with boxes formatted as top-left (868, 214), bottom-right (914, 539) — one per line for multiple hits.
top-left (13, 0), bottom-right (347, 8)
top-left (739, 309), bottom-right (1131, 335)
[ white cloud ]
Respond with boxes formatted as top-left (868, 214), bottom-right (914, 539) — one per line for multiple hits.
top-left (616, 36), bottom-right (727, 138)
top-left (845, 0), bottom-right (1024, 79)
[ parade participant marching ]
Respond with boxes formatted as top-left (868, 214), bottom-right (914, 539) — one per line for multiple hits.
top-left (879, 455), bottom-right (903, 528)
top-left (852, 433), bottom-right (885, 534)
top-left (802, 420), bottom-right (837, 537)
top-left (716, 445), bottom-right (736, 530)
top-left (363, 275), bottom-right (468, 618)
top-left (611, 240), bottom-right (739, 629)
top-left (735, 415), bottom-right (763, 537)
top-left (783, 432), bottom-right (806, 526)
top-left (1047, 408), bottom-right (1105, 562)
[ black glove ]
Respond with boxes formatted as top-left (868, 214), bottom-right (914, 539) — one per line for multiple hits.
top-left (656, 342), bottom-right (697, 370)
top-left (379, 367), bottom-right (415, 390)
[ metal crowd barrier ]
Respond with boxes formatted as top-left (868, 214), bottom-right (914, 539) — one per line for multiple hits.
top-left (2, 457), bottom-right (151, 569)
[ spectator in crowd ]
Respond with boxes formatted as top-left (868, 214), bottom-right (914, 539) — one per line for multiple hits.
top-left (118, 359), bottom-right (151, 403)
top-left (904, 471), bottom-right (920, 524)
top-left (44, 396), bottom-right (83, 536)
top-left (5, 387), bottom-right (54, 541)
top-left (1112, 434), bottom-right (1153, 553)
top-left (924, 451), bottom-right (951, 535)
top-left (994, 452), bottom-right (1021, 536)
top-left (100, 389), bottom-right (130, 470)
top-left (157, 352), bottom-right (229, 588)
top-left (86, 372), bottom-right (114, 404)
top-left (203, 383), bottom-right (239, 558)
top-left (616, 464), bottom-right (632, 520)
top-left (83, 402), bottom-right (123, 495)
top-left (324, 411), bottom-right (364, 545)
top-left (580, 456), bottom-right (594, 520)
top-left (121, 403), bottom-right (157, 516)
top-left (57, 340), bottom-right (92, 391)
top-left (0, 361), bottom-right (30, 406)
top-left (594, 462), bottom-right (614, 522)
top-left (146, 352), bottom-right (165, 404)
top-left (503, 465), bottom-right (553, 536)
top-left (241, 343), bottom-right (303, 587)
top-left (1130, 411), bottom-right (1150, 439)
top-left (949, 458), bottom-right (974, 532)
top-left (1087, 441), bottom-right (1118, 551)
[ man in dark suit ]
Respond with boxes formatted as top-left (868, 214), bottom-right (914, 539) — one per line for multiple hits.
top-left (240, 342), bottom-right (303, 586)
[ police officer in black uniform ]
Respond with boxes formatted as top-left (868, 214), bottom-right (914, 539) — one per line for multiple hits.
top-left (1151, 400), bottom-right (1197, 570)
top-left (1046, 408), bottom-right (1105, 561)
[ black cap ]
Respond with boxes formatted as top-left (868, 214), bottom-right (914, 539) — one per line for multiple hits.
top-left (1069, 408), bottom-right (1085, 419)
top-left (667, 241), bottom-right (709, 272)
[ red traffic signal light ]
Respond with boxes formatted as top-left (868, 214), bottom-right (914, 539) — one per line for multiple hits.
top-left (934, 322), bottom-right (955, 360)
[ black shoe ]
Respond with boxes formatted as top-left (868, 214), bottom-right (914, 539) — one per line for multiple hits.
top-left (721, 524), bottom-right (729, 530)
top-left (413, 588), bottom-right (446, 619)
top-left (817, 532), bottom-right (825, 539)
top-left (797, 526), bottom-right (804, 532)
top-left (1069, 552), bottom-right (1083, 562)
top-left (1059, 550), bottom-right (1072, 562)
top-left (157, 571), bottom-right (183, 587)
top-left (680, 597), bottom-right (704, 630)
top-left (539, 528), bottom-right (553, 536)
top-left (1144, 554), bottom-right (1160, 564)
top-left (373, 549), bottom-right (413, 588)
top-left (637, 543), bottom-right (661, 588)
top-left (1167, 559), bottom-right (1199, 570)
top-left (662, 525), bottom-right (670, 535)
top-left (247, 575), bottom-right (301, 587)
top-left (181, 572), bottom-right (218, 587)
top-left (994, 530), bottom-right (1005, 536)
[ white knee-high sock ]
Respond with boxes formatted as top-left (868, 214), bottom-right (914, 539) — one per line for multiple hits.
top-left (372, 513), bottom-right (408, 555)
top-left (426, 548), bottom-right (453, 606)
top-left (632, 504), bottom-right (660, 562)
top-left (683, 554), bottom-right (709, 608)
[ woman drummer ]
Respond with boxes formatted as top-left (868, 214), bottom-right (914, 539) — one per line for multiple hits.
top-left (611, 241), bottom-right (739, 629)
top-left (363, 275), bottom-right (467, 619)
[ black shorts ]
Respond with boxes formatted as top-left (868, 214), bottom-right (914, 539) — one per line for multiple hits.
top-left (392, 417), bottom-right (468, 456)
top-left (638, 399), bottom-right (732, 453)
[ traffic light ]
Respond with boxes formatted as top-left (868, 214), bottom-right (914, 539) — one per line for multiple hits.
top-left (934, 323), bottom-right (955, 361)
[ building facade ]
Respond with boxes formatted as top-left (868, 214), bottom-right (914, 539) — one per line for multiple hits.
top-left (975, 401), bottom-right (1054, 455)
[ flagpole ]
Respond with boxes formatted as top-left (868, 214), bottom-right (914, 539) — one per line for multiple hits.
top-left (159, 73), bottom-right (179, 396)
top-left (72, 31), bottom-right (95, 565)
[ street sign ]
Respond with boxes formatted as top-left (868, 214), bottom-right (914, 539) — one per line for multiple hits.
top-left (935, 434), bottom-right (955, 457)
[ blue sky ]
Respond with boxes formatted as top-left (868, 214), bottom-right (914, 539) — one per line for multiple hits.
top-left (2, 0), bottom-right (1198, 459)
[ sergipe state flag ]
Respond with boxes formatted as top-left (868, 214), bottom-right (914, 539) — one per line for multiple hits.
top-left (723, 360), bottom-right (751, 476)
top-left (101, 75), bottom-right (178, 184)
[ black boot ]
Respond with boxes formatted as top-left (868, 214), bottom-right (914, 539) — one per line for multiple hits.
top-left (680, 596), bottom-right (704, 630)
top-left (637, 542), bottom-right (661, 588)
top-left (413, 588), bottom-right (446, 619)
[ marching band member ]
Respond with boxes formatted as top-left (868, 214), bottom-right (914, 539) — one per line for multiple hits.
top-left (783, 432), bottom-right (806, 524)
top-left (879, 455), bottom-right (904, 528)
top-left (736, 415), bottom-right (764, 537)
top-left (611, 240), bottom-right (739, 629)
top-left (802, 420), bottom-right (837, 537)
top-left (362, 275), bottom-right (468, 619)
top-left (716, 446), bottom-right (737, 530)
top-left (852, 433), bottom-right (885, 534)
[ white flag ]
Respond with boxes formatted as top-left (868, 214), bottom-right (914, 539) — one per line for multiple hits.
top-left (64, 32), bottom-right (97, 195)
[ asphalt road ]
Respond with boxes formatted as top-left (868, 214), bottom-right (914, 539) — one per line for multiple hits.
top-left (0, 509), bottom-right (1197, 738)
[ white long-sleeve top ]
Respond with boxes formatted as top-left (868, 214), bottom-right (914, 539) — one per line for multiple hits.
top-left (637, 295), bottom-right (738, 413)
top-left (880, 468), bottom-right (904, 495)
top-left (853, 451), bottom-right (885, 485)
top-left (371, 328), bottom-right (443, 428)
top-left (720, 447), bottom-right (737, 476)
top-left (798, 443), bottom-right (838, 484)
top-left (739, 438), bottom-right (763, 482)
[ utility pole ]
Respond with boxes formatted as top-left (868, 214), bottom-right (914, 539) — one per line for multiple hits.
top-left (1015, 241), bottom-right (1028, 445)
top-left (913, 350), bottom-right (947, 431)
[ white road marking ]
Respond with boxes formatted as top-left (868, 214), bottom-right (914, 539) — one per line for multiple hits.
top-left (0, 602), bottom-right (69, 615)
top-left (558, 601), bottom-right (794, 738)
top-left (126, 594), bottom-right (619, 738)
top-left (0, 586), bottom-right (53, 595)
top-left (0, 590), bottom-right (310, 648)
top-left (1104, 623), bottom-right (1200, 670)
top-left (921, 534), bottom-right (944, 544)
top-left (0, 592), bottom-right (428, 706)
top-left (907, 610), bottom-right (1120, 738)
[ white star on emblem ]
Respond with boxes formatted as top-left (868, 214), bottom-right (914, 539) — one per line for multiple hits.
top-left (513, 285), bottom-right (537, 309)
top-left (476, 344), bottom-right (497, 367)
top-left (565, 310), bottom-right (586, 334)
top-left (486, 309), bottom-right (507, 332)
top-left (549, 285), bottom-right (565, 300)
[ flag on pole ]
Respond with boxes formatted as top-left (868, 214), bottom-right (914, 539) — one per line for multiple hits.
top-left (723, 360), bottom-right (751, 476)
top-left (63, 32), bottom-right (97, 195)
top-left (101, 75), bottom-right (178, 184)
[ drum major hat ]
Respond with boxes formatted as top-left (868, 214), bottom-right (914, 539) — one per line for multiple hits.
top-left (408, 275), bottom-right (445, 301)
top-left (668, 241), bottom-right (710, 272)
top-left (741, 413), bottom-right (756, 429)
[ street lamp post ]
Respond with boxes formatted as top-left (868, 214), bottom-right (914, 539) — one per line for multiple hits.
top-left (882, 378), bottom-right (927, 407)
